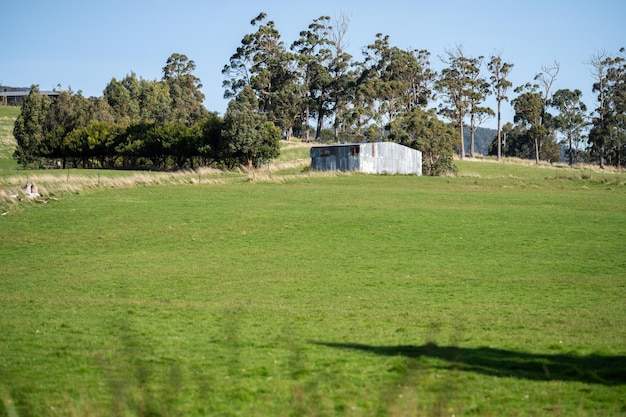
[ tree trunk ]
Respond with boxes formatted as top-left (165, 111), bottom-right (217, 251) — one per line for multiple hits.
top-left (458, 118), bottom-right (465, 160)
top-left (534, 137), bottom-right (540, 164)
top-left (315, 106), bottom-right (325, 141)
top-left (496, 101), bottom-right (502, 162)
top-left (305, 103), bottom-right (310, 142)
top-left (470, 115), bottom-right (475, 158)
top-left (568, 135), bottom-right (573, 166)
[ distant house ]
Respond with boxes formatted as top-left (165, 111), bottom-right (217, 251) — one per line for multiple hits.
top-left (0, 87), bottom-right (59, 105)
top-left (310, 142), bottom-right (422, 176)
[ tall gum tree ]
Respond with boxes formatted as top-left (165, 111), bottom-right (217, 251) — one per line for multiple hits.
top-left (291, 16), bottom-right (332, 141)
top-left (512, 84), bottom-right (545, 164)
top-left (488, 54), bottom-right (514, 161)
top-left (466, 54), bottom-right (493, 157)
top-left (222, 13), bottom-right (295, 136)
top-left (435, 45), bottom-right (482, 159)
top-left (587, 48), bottom-right (625, 168)
top-left (162, 53), bottom-right (207, 126)
top-left (550, 89), bottom-right (588, 165)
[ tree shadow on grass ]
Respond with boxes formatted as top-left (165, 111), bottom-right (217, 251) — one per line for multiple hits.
top-left (314, 341), bottom-right (626, 386)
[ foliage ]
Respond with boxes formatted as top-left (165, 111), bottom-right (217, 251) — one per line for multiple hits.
top-left (12, 85), bottom-right (51, 166)
top-left (9, 14), bottom-right (623, 173)
top-left (550, 89), bottom-right (588, 165)
top-left (588, 48), bottom-right (626, 167)
top-left (391, 107), bottom-right (456, 175)
top-left (221, 86), bottom-right (281, 168)
top-left (435, 46), bottom-right (489, 160)
top-left (162, 53), bottom-right (208, 126)
top-left (359, 34), bottom-right (435, 141)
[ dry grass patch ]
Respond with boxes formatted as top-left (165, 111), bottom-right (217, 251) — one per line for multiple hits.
top-left (0, 167), bottom-right (241, 213)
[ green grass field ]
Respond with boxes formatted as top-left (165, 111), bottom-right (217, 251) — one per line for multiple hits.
top-left (1, 108), bottom-right (625, 416)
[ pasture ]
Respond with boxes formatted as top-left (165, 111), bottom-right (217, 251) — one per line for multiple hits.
top-left (0, 127), bottom-right (625, 414)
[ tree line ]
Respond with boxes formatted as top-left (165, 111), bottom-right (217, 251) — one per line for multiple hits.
top-left (12, 12), bottom-right (626, 173)
top-left (12, 53), bottom-right (281, 170)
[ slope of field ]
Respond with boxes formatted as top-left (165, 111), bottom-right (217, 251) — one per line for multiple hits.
top-left (1, 163), bottom-right (625, 416)
top-left (0, 107), bottom-right (19, 170)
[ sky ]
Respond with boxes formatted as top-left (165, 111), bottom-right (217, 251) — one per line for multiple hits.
top-left (3, 0), bottom-right (625, 129)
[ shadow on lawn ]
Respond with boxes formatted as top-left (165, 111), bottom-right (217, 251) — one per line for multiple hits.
top-left (314, 341), bottom-right (626, 386)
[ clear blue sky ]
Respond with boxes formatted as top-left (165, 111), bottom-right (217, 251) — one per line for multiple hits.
top-left (3, 0), bottom-right (625, 129)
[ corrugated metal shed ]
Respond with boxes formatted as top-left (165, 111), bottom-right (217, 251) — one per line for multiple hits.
top-left (310, 142), bottom-right (422, 176)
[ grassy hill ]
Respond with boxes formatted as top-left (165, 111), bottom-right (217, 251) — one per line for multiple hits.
top-left (1, 131), bottom-right (625, 416)
top-left (0, 106), bottom-right (19, 170)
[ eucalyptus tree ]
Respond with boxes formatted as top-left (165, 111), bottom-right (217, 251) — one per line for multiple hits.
top-left (355, 39), bottom-right (434, 141)
top-left (488, 54), bottom-right (514, 161)
top-left (435, 45), bottom-right (483, 159)
top-left (221, 86), bottom-right (280, 169)
top-left (512, 84), bottom-right (546, 164)
top-left (41, 89), bottom-right (91, 165)
top-left (291, 15), bottom-right (332, 141)
top-left (13, 85), bottom-right (51, 166)
top-left (466, 55), bottom-right (493, 157)
top-left (359, 34), bottom-right (408, 138)
top-left (88, 97), bottom-right (115, 124)
top-left (389, 107), bottom-right (456, 176)
top-left (103, 72), bottom-right (141, 125)
top-left (139, 78), bottom-right (171, 125)
top-left (588, 48), bottom-right (625, 167)
top-left (162, 53), bottom-right (207, 126)
top-left (222, 13), bottom-right (296, 135)
top-left (326, 12), bottom-right (355, 142)
top-left (550, 89), bottom-right (588, 165)
top-left (534, 62), bottom-right (560, 159)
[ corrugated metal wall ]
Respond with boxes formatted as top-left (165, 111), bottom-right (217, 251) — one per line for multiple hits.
top-left (310, 145), bottom-right (360, 172)
top-left (310, 142), bottom-right (421, 175)
top-left (358, 142), bottom-right (422, 175)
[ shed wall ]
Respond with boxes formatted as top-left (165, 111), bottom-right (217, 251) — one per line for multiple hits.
top-left (358, 142), bottom-right (422, 175)
top-left (310, 142), bottom-right (421, 176)
top-left (310, 145), bottom-right (360, 172)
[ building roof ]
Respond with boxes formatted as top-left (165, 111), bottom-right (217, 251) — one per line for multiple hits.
top-left (0, 90), bottom-right (59, 97)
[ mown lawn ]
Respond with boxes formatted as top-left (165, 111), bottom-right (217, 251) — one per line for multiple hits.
top-left (1, 164), bottom-right (625, 416)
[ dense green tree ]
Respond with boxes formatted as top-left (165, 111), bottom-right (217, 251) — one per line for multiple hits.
top-left (62, 124), bottom-right (90, 167)
top-left (115, 122), bottom-right (151, 168)
top-left (41, 90), bottom-right (92, 165)
top-left (79, 121), bottom-right (123, 168)
top-left (550, 89), bottom-right (588, 165)
top-left (103, 73), bottom-right (141, 125)
top-left (512, 87), bottom-right (547, 164)
top-left (488, 55), bottom-right (514, 161)
top-left (162, 53), bottom-right (207, 126)
top-left (488, 122), bottom-right (532, 159)
top-left (41, 90), bottom-right (75, 162)
top-left (194, 113), bottom-right (223, 165)
top-left (359, 34), bottom-right (427, 139)
top-left (221, 86), bottom-right (280, 168)
top-left (390, 107), bottom-right (456, 176)
top-left (13, 85), bottom-right (51, 166)
top-left (139, 79), bottom-right (172, 124)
